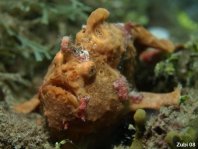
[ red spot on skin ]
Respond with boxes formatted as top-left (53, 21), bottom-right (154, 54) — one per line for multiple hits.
top-left (139, 48), bottom-right (161, 63)
top-left (77, 96), bottom-right (90, 121)
top-left (61, 36), bottom-right (71, 52)
top-left (124, 22), bottom-right (135, 34)
top-left (129, 91), bottom-right (143, 104)
top-left (116, 22), bottom-right (133, 40)
top-left (113, 76), bottom-right (129, 100)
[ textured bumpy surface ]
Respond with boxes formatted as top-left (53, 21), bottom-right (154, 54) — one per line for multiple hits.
top-left (38, 8), bottom-right (179, 143)
top-left (38, 8), bottom-right (135, 140)
top-left (0, 103), bottom-right (52, 149)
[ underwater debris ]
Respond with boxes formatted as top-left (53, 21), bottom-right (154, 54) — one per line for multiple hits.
top-left (0, 102), bottom-right (53, 149)
top-left (141, 88), bottom-right (198, 149)
top-left (164, 127), bottom-right (198, 149)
